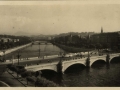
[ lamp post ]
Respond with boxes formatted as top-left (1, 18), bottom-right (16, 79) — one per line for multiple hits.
top-left (106, 52), bottom-right (110, 64)
top-left (12, 55), bottom-right (14, 65)
top-left (86, 41), bottom-right (90, 68)
top-left (88, 44), bottom-right (90, 58)
top-left (17, 50), bottom-right (21, 65)
top-left (38, 42), bottom-right (40, 58)
top-left (59, 47), bottom-right (62, 57)
top-left (2, 46), bottom-right (6, 62)
top-left (85, 50), bottom-right (90, 68)
top-left (0, 55), bottom-right (1, 61)
top-left (57, 48), bottom-right (63, 74)
top-left (3, 50), bottom-right (6, 62)
top-left (44, 42), bottom-right (48, 57)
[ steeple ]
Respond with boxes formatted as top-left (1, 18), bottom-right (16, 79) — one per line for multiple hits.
top-left (101, 27), bottom-right (103, 33)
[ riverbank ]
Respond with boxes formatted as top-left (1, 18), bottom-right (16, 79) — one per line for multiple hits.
top-left (0, 43), bottom-right (31, 56)
top-left (53, 43), bottom-right (93, 53)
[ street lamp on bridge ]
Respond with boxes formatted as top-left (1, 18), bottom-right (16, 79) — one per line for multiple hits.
top-left (44, 42), bottom-right (48, 57)
top-left (38, 42), bottom-right (41, 58)
top-left (2, 46), bottom-right (6, 62)
top-left (16, 49), bottom-right (21, 65)
top-left (86, 40), bottom-right (90, 67)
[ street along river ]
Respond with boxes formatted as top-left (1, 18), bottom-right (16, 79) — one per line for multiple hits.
top-left (4, 43), bottom-right (120, 87)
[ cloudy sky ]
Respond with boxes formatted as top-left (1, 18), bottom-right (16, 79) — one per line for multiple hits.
top-left (0, 1), bottom-right (120, 35)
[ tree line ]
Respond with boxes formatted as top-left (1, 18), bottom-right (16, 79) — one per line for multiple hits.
top-left (50, 34), bottom-right (119, 52)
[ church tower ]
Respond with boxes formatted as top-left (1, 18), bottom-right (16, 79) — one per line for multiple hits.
top-left (101, 27), bottom-right (103, 33)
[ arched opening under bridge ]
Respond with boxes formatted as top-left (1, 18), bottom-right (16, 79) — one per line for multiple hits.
top-left (40, 69), bottom-right (59, 84)
top-left (91, 59), bottom-right (106, 68)
top-left (40, 69), bottom-right (57, 77)
top-left (64, 63), bottom-right (86, 74)
top-left (110, 57), bottom-right (120, 63)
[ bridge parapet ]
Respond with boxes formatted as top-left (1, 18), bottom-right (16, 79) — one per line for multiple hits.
top-left (32, 41), bottom-right (51, 45)
top-left (25, 62), bottom-right (58, 72)
top-left (25, 53), bottom-right (120, 74)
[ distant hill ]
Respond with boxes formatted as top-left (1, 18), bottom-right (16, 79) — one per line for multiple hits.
top-left (0, 31), bottom-right (95, 39)
top-left (14, 31), bottom-right (32, 36)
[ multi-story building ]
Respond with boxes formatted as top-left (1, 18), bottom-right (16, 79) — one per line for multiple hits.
top-left (90, 28), bottom-right (120, 49)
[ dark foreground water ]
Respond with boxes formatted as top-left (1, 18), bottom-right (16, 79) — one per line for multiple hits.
top-left (4, 43), bottom-right (120, 86)
top-left (42, 62), bottom-right (120, 87)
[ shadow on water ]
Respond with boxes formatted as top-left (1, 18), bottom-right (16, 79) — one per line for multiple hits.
top-left (41, 69), bottom-right (57, 78)
top-left (91, 60), bottom-right (106, 69)
top-left (41, 69), bottom-right (64, 86)
top-left (106, 64), bottom-right (110, 69)
top-left (40, 64), bottom-right (86, 86)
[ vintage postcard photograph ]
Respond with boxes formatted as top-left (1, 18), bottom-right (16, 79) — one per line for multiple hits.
top-left (0, 0), bottom-right (120, 89)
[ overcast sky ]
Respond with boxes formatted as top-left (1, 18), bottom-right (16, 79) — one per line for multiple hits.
top-left (0, 1), bottom-right (120, 35)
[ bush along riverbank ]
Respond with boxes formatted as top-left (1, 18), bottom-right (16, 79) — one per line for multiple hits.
top-left (7, 64), bottom-right (59, 87)
top-left (53, 43), bottom-right (93, 53)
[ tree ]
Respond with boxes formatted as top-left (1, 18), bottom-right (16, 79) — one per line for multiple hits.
top-left (26, 76), bottom-right (36, 85)
top-left (21, 71), bottom-right (33, 78)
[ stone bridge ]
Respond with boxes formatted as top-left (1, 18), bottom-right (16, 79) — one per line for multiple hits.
top-left (32, 41), bottom-right (51, 45)
top-left (25, 53), bottom-right (120, 74)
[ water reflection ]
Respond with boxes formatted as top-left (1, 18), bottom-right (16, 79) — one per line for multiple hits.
top-left (5, 44), bottom-right (63, 60)
top-left (106, 64), bottom-right (110, 69)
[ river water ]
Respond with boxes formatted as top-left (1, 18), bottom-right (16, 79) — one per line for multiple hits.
top-left (5, 43), bottom-right (120, 87)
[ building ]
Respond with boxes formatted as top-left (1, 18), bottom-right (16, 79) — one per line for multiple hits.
top-left (90, 28), bottom-right (120, 49)
top-left (0, 38), bottom-right (20, 43)
top-left (0, 38), bottom-right (12, 43)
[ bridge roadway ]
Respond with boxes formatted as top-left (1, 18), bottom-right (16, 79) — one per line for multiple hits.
top-left (32, 41), bottom-right (51, 45)
top-left (3, 50), bottom-right (106, 65)
top-left (25, 53), bottom-right (120, 74)
top-left (3, 50), bottom-right (97, 64)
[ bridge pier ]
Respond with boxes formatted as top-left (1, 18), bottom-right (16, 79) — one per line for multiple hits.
top-left (106, 53), bottom-right (110, 64)
top-left (57, 59), bottom-right (64, 74)
top-left (86, 54), bottom-right (90, 68)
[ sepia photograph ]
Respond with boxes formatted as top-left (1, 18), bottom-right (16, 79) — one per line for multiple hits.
top-left (0, 0), bottom-right (120, 88)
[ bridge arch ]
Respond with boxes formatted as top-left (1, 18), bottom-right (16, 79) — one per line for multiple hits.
top-left (40, 69), bottom-right (58, 76)
top-left (63, 62), bottom-right (86, 73)
top-left (90, 59), bottom-right (106, 67)
top-left (110, 56), bottom-right (120, 63)
top-left (64, 63), bottom-right (86, 73)
top-left (25, 64), bottom-right (58, 73)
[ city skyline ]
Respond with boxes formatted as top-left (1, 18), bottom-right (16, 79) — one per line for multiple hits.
top-left (0, 1), bottom-right (120, 35)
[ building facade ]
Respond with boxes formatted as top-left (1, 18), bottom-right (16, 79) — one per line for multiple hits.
top-left (91, 29), bottom-right (120, 49)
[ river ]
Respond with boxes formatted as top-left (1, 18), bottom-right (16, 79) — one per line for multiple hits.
top-left (4, 43), bottom-right (120, 87)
